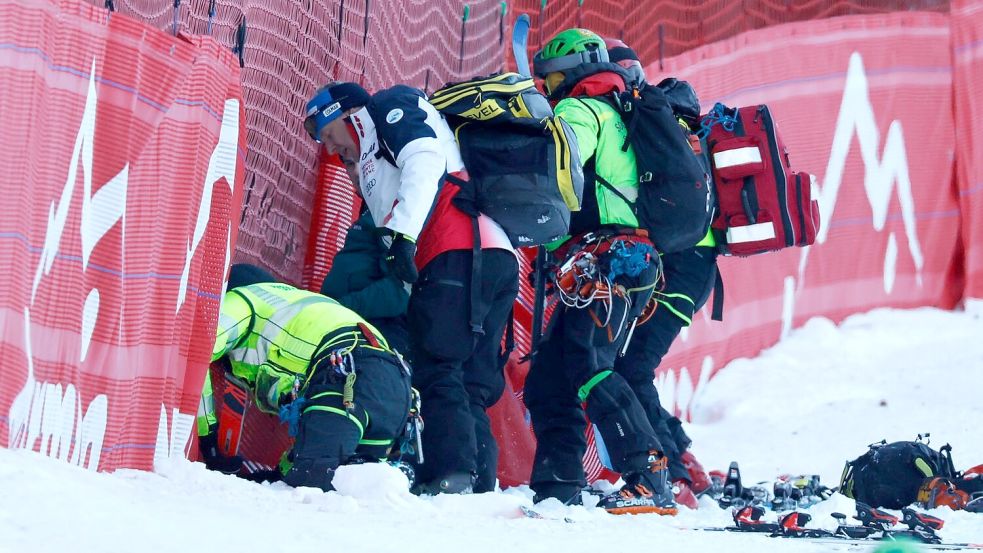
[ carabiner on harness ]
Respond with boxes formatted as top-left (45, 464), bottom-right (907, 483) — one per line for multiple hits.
top-left (400, 388), bottom-right (424, 464)
top-left (554, 251), bottom-right (601, 310)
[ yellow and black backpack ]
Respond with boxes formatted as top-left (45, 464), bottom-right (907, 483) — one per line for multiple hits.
top-left (430, 73), bottom-right (584, 247)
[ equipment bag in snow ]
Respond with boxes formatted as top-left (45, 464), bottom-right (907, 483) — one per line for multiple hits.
top-left (840, 440), bottom-right (957, 509)
top-left (699, 103), bottom-right (820, 256)
top-left (429, 72), bottom-right (584, 247)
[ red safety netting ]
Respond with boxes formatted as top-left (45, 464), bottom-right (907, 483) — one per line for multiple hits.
top-left (508, 0), bottom-right (949, 74)
top-left (83, 0), bottom-right (510, 286)
top-left (0, 0), bottom-right (246, 471)
top-left (952, 0), bottom-right (983, 303)
top-left (87, 0), bottom-right (950, 289)
top-left (53, 0), bottom-right (978, 488)
top-left (642, 9), bottom-right (961, 445)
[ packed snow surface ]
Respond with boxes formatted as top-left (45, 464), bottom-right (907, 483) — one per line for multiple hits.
top-left (2, 307), bottom-right (982, 552)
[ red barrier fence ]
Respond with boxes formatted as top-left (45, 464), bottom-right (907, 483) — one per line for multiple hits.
top-left (3, 0), bottom-right (980, 487)
top-left (508, 0), bottom-right (950, 72)
top-left (75, 0), bottom-right (509, 286)
top-left (952, 0), bottom-right (983, 305)
top-left (73, 0), bottom-right (950, 287)
top-left (0, 0), bottom-right (246, 471)
top-left (648, 10), bottom-right (962, 416)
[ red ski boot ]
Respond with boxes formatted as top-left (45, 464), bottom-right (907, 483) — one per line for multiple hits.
top-left (673, 479), bottom-right (699, 510)
top-left (681, 450), bottom-right (712, 495)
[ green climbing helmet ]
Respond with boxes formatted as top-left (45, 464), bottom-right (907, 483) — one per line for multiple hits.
top-left (533, 28), bottom-right (609, 79)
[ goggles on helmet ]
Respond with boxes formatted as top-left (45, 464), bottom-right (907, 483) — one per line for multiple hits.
top-left (532, 47), bottom-right (610, 79)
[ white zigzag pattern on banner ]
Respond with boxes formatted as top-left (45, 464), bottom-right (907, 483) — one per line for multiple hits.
top-left (659, 51), bottom-right (924, 421)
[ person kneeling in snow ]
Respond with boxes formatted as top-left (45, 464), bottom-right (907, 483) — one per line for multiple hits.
top-left (198, 281), bottom-right (412, 491)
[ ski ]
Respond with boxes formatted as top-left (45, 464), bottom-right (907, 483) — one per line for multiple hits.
top-left (680, 529), bottom-right (983, 551)
top-left (509, 10), bottom-right (549, 364)
top-left (511, 13), bottom-right (531, 78)
top-left (682, 503), bottom-right (983, 550)
top-left (766, 536), bottom-right (983, 550)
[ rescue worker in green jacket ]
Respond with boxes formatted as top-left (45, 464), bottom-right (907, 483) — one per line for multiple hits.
top-left (604, 39), bottom-right (720, 509)
top-left (524, 28), bottom-right (677, 515)
top-left (197, 281), bottom-right (412, 491)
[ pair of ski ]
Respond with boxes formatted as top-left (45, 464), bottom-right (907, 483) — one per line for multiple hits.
top-left (521, 503), bottom-right (980, 550)
top-left (714, 502), bottom-right (982, 550)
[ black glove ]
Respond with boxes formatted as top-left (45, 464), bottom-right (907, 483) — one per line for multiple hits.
top-left (386, 233), bottom-right (419, 284)
top-left (198, 432), bottom-right (244, 475)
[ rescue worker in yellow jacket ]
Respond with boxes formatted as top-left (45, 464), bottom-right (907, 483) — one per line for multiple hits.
top-left (198, 281), bottom-right (412, 491)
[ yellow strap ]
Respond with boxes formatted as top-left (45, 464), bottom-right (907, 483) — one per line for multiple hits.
top-left (430, 75), bottom-right (533, 105)
top-left (430, 82), bottom-right (536, 111)
top-left (548, 118), bottom-right (581, 211)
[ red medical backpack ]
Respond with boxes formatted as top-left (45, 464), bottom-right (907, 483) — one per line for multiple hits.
top-left (701, 104), bottom-right (820, 256)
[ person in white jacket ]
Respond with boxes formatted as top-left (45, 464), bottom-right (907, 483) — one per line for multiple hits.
top-left (304, 82), bottom-right (519, 494)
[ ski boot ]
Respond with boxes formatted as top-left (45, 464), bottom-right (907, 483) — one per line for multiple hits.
top-left (532, 482), bottom-right (586, 506)
top-left (917, 477), bottom-right (970, 510)
top-left (411, 471), bottom-right (475, 495)
top-left (673, 479), bottom-right (699, 510)
top-left (772, 480), bottom-right (795, 512)
top-left (680, 450), bottom-right (712, 495)
top-left (704, 469), bottom-right (726, 500)
top-left (598, 451), bottom-right (678, 516)
top-left (745, 482), bottom-right (771, 507)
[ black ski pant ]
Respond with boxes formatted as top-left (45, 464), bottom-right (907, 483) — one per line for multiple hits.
top-left (524, 253), bottom-right (663, 498)
top-left (615, 245), bottom-right (717, 482)
top-left (284, 346), bottom-right (412, 491)
top-left (408, 249), bottom-right (519, 493)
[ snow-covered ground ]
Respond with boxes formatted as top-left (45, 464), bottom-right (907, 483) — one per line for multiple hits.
top-left (2, 307), bottom-right (982, 553)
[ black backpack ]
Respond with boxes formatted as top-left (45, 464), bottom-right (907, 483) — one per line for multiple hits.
top-left (429, 73), bottom-right (584, 247)
top-left (840, 440), bottom-right (957, 509)
top-left (592, 84), bottom-right (714, 254)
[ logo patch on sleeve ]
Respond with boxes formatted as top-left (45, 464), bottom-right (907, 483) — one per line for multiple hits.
top-left (386, 108), bottom-right (404, 124)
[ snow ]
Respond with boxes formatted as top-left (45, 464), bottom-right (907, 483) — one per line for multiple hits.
top-left (2, 307), bottom-right (982, 553)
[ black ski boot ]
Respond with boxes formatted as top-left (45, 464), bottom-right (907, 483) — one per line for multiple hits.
top-left (598, 451), bottom-right (678, 516)
top-left (411, 471), bottom-right (475, 495)
top-left (532, 482), bottom-right (585, 505)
